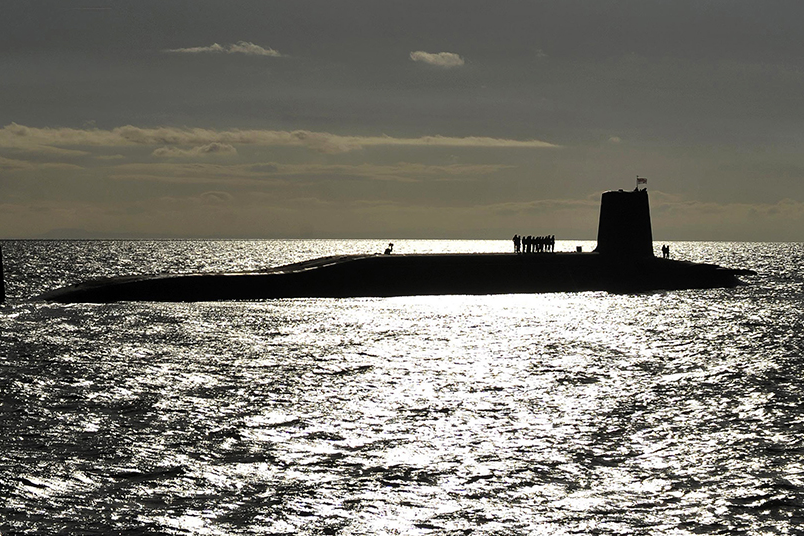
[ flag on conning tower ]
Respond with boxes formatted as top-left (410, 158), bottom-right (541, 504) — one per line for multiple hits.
top-left (637, 176), bottom-right (647, 184)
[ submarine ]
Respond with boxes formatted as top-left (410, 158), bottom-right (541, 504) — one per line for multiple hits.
top-left (31, 188), bottom-right (755, 303)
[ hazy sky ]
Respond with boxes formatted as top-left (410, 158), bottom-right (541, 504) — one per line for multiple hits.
top-left (2, 0), bottom-right (804, 240)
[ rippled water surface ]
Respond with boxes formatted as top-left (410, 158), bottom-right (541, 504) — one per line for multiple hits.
top-left (1, 240), bottom-right (803, 535)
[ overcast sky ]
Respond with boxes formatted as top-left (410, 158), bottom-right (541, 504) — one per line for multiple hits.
top-left (2, 0), bottom-right (803, 240)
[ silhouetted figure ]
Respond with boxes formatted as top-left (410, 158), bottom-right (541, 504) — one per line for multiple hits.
top-left (384, 243), bottom-right (394, 255)
top-left (661, 244), bottom-right (670, 258)
top-left (515, 234), bottom-right (556, 254)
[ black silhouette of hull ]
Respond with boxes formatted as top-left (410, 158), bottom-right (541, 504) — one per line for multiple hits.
top-left (35, 252), bottom-right (753, 303)
top-left (30, 189), bottom-right (757, 303)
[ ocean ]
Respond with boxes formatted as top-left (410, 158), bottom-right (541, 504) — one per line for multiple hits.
top-left (1, 239), bottom-right (802, 535)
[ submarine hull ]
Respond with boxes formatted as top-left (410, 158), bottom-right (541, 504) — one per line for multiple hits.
top-left (35, 252), bottom-right (751, 303)
top-left (30, 189), bottom-right (756, 303)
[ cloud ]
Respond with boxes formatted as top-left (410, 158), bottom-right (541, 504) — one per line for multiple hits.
top-left (0, 155), bottom-right (30, 171)
top-left (152, 143), bottom-right (238, 158)
top-left (362, 135), bottom-right (558, 150)
top-left (0, 155), bottom-right (82, 171)
top-left (0, 124), bottom-right (561, 154)
top-left (164, 41), bottom-right (282, 57)
top-left (109, 161), bottom-right (515, 185)
top-left (643, 193), bottom-right (804, 240)
top-left (9, 145), bottom-right (91, 157)
top-left (248, 163), bottom-right (280, 174)
top-left (199, 191), bottom-right (234, 205)
top-left (410, 51), bottom-right (465, 68)
top-left (488, 198), bottom-right (600, 216)
top-left (227, 42), bottom-right (282, 57)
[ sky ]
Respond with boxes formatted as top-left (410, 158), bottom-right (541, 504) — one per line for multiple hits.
top-left (2, 0), bottom-right (804, 240)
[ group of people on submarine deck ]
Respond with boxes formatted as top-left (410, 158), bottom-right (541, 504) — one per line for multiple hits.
top-left (512, 234), bottom-right (555, 254)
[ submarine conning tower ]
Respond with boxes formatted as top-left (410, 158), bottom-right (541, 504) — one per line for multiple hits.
top-left (594, 188), bottom-right (654, 257)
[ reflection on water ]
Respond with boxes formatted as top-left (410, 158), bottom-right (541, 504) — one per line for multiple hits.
top-left (1, 240), bottom-right (803, 534)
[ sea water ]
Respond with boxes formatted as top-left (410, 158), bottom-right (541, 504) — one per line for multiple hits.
top-left (0, 239), bottom-right (802, 535)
